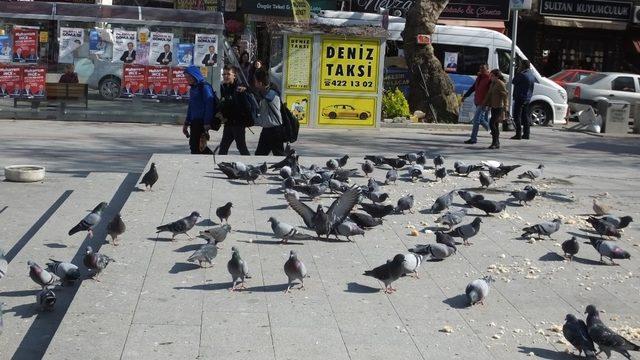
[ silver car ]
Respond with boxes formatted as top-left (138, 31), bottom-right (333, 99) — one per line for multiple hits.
top-left (565, 72), bottom-right (640, 113)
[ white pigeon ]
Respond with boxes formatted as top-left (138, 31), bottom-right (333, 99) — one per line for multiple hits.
top-left (402, 253), bottom-right (424, 278)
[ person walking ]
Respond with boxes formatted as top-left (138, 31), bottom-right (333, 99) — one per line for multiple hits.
top-left (182, 65), bottom-right (216, 154)
top-left (511, 60), bottom-right (537, 139)
top-left (253, 69), bottom-right (285, 156)
top-left (462, 64), bottom-right (491, 144)
top-left (217, 66), bottom-right (251, 155)
top-left (482, 69), bottom-right (508, 149)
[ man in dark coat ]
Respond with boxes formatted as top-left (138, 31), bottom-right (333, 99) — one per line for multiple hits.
top-left (511, 60), bottom-right (537, 139)
top-left (217, 66), bottom-right (251, 155)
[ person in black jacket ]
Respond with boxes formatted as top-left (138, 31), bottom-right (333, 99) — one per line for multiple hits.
top-left (120, 42), bottom-right (136, 63)
top-left (156, 44), bottom-right (172, 65)
top-left (217, 66), bottom-right (251, 155)
top-left (511, 60), bottom-right (537, 139)
top-left (202, 46), bottom-right (217, 66)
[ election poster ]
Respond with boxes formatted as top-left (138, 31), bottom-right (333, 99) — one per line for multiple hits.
top-left (121, 64), bottom-right (147, 98)
top-left (59, 27), bottom-right (84, 64)
top-left (444, 52), bottom-right (458, 73)
top-left (177, 44), bottom-right (194, 66)
top-left (12, 28), bottom-right (38, 63)
top-left (89, 29), bottom-right (107, 55)
top-left (134, 42), bottom-right (150, 65)
top-left (22, 66), bottom-right (46, 98)
top-left (113, 29), bottom-right (137, 64)
top-left (286, 36), bottom-right (312, 90)
top-left (0, 66), bottom-right (23, 97)
top-left (170, 67), bottom-right (190, 98)
top-left (285, 94), bottom-right (309, 125)
top-left (320, 38), bottom-right (379, 93)
top-left (149, 32), bottom-right (174, 66)
top-left (146, 65), bottom-right (171, 98)
top-left (0, 35), bottom-right (12, 63)
top-left (318, 95), bottom-right (376, 127)
top-left (195, 34), bottom-right (218, 67)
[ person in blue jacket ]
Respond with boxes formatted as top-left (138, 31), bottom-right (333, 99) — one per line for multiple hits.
top-left (511, 60), bottom-right (537, 140)
top-left (182, 65), bottom-right (216, 154)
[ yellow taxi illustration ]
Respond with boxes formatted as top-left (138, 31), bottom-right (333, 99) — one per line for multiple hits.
top-left (321, 104), bottom-right (371, 120)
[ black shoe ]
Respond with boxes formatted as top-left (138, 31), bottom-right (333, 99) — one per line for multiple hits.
top-left (522, 135), bottom-right (530, 139)
top-left (510, 135), bottom-right (521, 140)
top-left (488, 144), bottom-right (497, 149)
top-left (464, 139), bottom-right (477, 144)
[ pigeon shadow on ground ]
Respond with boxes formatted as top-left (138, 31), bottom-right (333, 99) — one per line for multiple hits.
top-left (174, 244), bottom-right (201, 253)
top-left (6, 303), bottom-right (39, 319)
top-left (517, 346), bottom-right (567, 360)
top-left (443, 294), bottom-right (468, 309)
top-left (238, 239), bottom-right (304, 245)
top-left (567, 231), bottom-right (592, 241)
top-left (539, 192), bottom-right (574, 203)
top-left (258, 204), bottom-right (289, 211)
top-left (578, 228), bottom-right (602, 236)
top-left (421, 226), bottom-right (449, 232)
top-left (505, 199), bottom-right (525, 207)
top-left (169, 262), bottom-right (202, 274)
top-left (196, 219), bottom-right (216, 227)
top-left (0, 289), bottom-right (38, 297)
top-left (131, 187), bottom-right (146, 192)
top-left (244, 283), bottom-right (290, 293)
top-left (571, 256), bottom-right (605, 266)
top-left (174, 282), bottom-right (231, 291)
top-left (266, 175), bottom-right (281, 181)
top-left (235, 229), bottom-right (274, 237)
top-left (266, 188), bottom-right (283, 195)
top-left (147, 237), bottom-right (175, 242)
top-left (344, 282), bottom-right (380, 293)
top-left (539, 252), bottom-right (565, 262)
top-left (44, 243), bottom-right (68, 249)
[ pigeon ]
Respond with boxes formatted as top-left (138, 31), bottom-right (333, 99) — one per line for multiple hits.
top-left (381, 157), bottom-right (406, 169)
top-left (458, 190), bottom-right (485, 206)
top-left (600, 215), bottom-right (633, 230)
top-left (586, 304), bottom-right (640, 359)
top-left (187, 244), bottom-right (218, 268)
top-left (479, 172), bottom-right (493, 188)
top-left (286, 186), bottom-right (360, 239)
top-left (238, 168), bottom-right (261, 184)
top-left (409, 165), bottom-right (426, 181)
top-left (488, 164), bottom-right (522, 179)
top-left (385, 169), bottom-right (398, 184)
top-left (435, 167), bottom-right (447, 181)
top-left (270, 153), bottom-right (298, 170)
top-left (337, 155), bottom-right (349, 168)
top-left (402, 253), bottom-right (424, 278)
top-left (36, 288), bottom-right (56, 312)
top-left (332, 169), bottom-right (359, 182)
top-left (561, 237), bottom-right (580, 261)
top-left (517, 164), bottom-right (545, 181)
top-left (435, 208), bottom-right (467, 229)
top-left (481, 160), bottom-right (502, 169)
top-left (199, 224), bottom-right (232, 246)
top-left (589, 237), bottom-right (630, 265)
top-left (409, 243), bottom-right (456, 260)
top-left (395, 194), bottom-right (414, 214)
top-left (268, 217), bottom-right (299, 244)
top-left (360, 203), bottom-right (395, 219)
top-left (469, 199), bottom-right (506, 215)
top-left (416, 153), bottom-right (427, 165)
top-left (466, 276), bottom-right (493, 306)
top-left (430, 191), bottom-right (455, 214)
top-left (454, 162), bottom-right (483, 176)
top-left (279, 166), bottom-right (292, 179)
top-left (364, 155), bottom-right (385, 166)
top-left (28, 260), bottom-right (55, 288)
top-left (217, 162), bottom-right (241, 179)
top-left (361, 160), bottom-right (374, 177)
top-left (433, 155), bottom-right (444, 168)
top-left (334, 220), bottom-right (365, 241)
top-left (46, 259), bottom-right (80, 284)
top-left (586, 216), bottom-right (621, 238)
top-left (139, 162), bottom-right (159, 190)
top-left (227, 247), bottom-right (249, 291)
top-left (365, 190), bottom-right (389, 204)
top-left (563, 314), bottom-right (597, 359)
top-left (284, 250), bottom-right (308, 292)
top-left (83, 246), bottom-right (115, 280)
top-left (521, 218), bottom-right (561, 239)
top-left (107, 213), bottom-right (126, 246)
top-left (435, 231), bottom-right (457, 248)
top-left (447, 217), bottom-right (482, 246)
top-left (367, 177), bottom-right (381, 193)
top-left (329, 179), bottom-right (350, 194)
top-left (0, 249), bottom-right (7, 281)
top-left (326, 158), bottom-right (339, 170)
top-left (68, 202), bottom-right (108, 238)
top-left (593, 198), bottom-right (612, 216)
top-left (363, 254), bottom-right (405, 294)
top-left (216, 202), bottom-right (233, 223)
top-left (398, 152), bottom-right (423, 163)
top-left (510, 185), bottom-right (538, 205)
top-left (349, 212), bottom-right (383, 228)
top-left (156, 211), bottom-right (200, 240)
top-left (293, 183), bottom-right (328, 200)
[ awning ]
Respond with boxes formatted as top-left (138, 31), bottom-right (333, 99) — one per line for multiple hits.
top-left (633, 40), bottom-right (640, 54)
top-left (544, 17), bottom-right (628, 31)
top-left (437, 19), bottom-right (505, 33)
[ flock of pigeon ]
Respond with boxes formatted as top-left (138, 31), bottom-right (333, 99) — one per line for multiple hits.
top-left (0, 145), bottom-right (638, 359)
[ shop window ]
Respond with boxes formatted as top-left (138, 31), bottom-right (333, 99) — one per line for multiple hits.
top-left (496, 49), bottom-right (523, 76)
top-left (611, 76), bottom-right (636, 92)
top-left (432, 44), bottom-right (489, 76)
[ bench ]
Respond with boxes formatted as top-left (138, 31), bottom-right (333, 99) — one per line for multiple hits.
top-left (12, 83), bottom-right (89, 110)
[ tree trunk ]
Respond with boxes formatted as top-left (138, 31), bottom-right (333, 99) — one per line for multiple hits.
top-left (403, 0), bottom-right (459, 123)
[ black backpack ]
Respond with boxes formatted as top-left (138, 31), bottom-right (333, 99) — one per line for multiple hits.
top-left (280, 102), bottom-right (300, 143)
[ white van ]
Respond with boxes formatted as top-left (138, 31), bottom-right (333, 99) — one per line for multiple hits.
top-left (315, 11), bottom-right (569, 125)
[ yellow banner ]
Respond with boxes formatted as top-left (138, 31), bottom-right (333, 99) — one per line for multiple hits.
top-left (285, 94), bottom-right (309, 125)
top-left (320, 38), bottom-right (380, 93)
top-left (286, 36), bottom-right (312, 90)
top-left (290, 0), bottom-right (310, 22)
top-left (318, 95), bottom-right (376, 127)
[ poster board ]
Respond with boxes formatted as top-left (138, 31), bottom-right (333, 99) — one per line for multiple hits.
top-left (59, 27), bottom-right (84, 64)
top-left (0, 66), bottom-right (23, 97)
top-left (149, 32), bottom-right (174, 66)
top-left (319, 38), bottom-right (379, 93)
top-left (195, 34), bottom-right (218, 67)
top-left (286, 36), bottom-right (312, 90)
top-left (12, 28), bottom-right (38, 63)
top-left (113, 29), bottom-right (137, 64)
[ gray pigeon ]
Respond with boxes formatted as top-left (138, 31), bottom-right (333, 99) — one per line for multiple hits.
top-left (216, 202), bottom-right (233, 223)
top-left (335, 220), bottom-right (365, 241)
top-left (395, 194), bottom-right (414, 214)
top-left (521, 218), bottom-right (561, 239)
top-left (470, 199), bottom-right (506, 215)
top-left (385, 169), bottom-right (398, 184)
top-left (600, 215), bottom-right (633, 230)
top-left (268, 217), bottom-right (298, 244)
top-left (326, 158), bottom-right (339, 170)
top-left (0, 249), bottom-right (7, 281)
top-left (140, 162), bottom-right (158, 190)
top-left (200, 224), bottom-right (232, 246)
top-left (367, 177), bottom-right (381, 193)
top-left (363, 254), bottom-right (405, 294)
top-left (284, 250), bottom-right (308, 292)
top-left (454, 161), bottom-right (483, 176)
top-left (586, 217), bottom-right (621, 239)
top-left (517, 164), bottom-right (545, 181)
top-left (46, 259), bottom-right (80, 284)
top-left (36, 288), bottom-right (56, 312)
top-left (431, 191), bottom-right (455, 214)
top-left (156, 211), bottom-right (200, 240)
top-left (83, 246), bottom-right (115, 280)
top-left (188, 244), bottom-right (218, 268)
top-left (586, 305), bottom-right (640, 359)
top-left (279, 166), bottom-right (292, 179)
top-left (361, 160), bottom-right (374, 177)
top-left (349, 212), bottom-right (383, 228)
top-left (563, 314), bottom-right (597, 359)
top-left (433, 155), bottom-right (444, 168)
top-left (466, 276), bottom-right (494, 306)
top-left (409, 243), bottom-right (456, 260)
top-left (435, 231), bottom-right (457, 248)
top-left (435, 208), bottom-right (467, 229)
top-left (510, 185), bottom-right (539, 205)
top-left (107, 213), bottom-right (126, 246)
top-left (227, 247), bottom-right (249, 291)
top-left (28, 260), bottom-right (55, 288)
top-left (457, 190), bottom-right (485, 206)
top-left (479, 172), bottom-right (493, 188)
top-left (589, 238), bottom-right (630, 265)
top-left (329, 179), bottom-right (350, 194)
top-left (398, 152), bottom-right (422, 163)
top-left (435, 167), bottom-right (447, 181)
top-left (447, 217), bottom-right (482, 246)
top-left (68, 202), bottom-right (108, 238)
top-left (402, 253), bottom-right (424, 278)
top-left (561, 237), bottom-right (580, 261)
top-left (366, 190), bottom-right (389, 204)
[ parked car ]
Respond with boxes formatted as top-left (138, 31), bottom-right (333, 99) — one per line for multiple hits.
top-left (549, 69), bottom-right (595, 89)
top-left (321, 104), bottom-right (371, 120)
top-left (565, 72), bottom-right (640, 113)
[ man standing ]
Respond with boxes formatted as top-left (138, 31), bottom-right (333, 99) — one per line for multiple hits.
top-left (182, 65), bottom-right (216, 154)
top-left (462, 64), bottom-right (491, 144)
top-left (217, 66), bottom-right (251, 155)
top-left (511, 60), bottom-right (537, 140)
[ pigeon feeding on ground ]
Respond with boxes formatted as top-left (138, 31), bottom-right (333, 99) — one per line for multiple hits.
top-left (600, 215), bottom-right (633, 230)
top-left (402, 253), bottom-right (424, 278)
top-left (409, 164), bottom-right (426, 181)
top-left (435, 231), bottom-right (457, 248)
top-left (589, 238), bottom-right (630, 265)
top-left (521, 218), bottom-right (561, 239)
top-left (563, 314), bottom-right (597, 359)
top-left (227, 247), bottom-right (249, 291)
top-left (470, 199), bottom-right (506, 215)
top-left (46, 259), bottom-right (80, 285)
top-left (410, 243), bottom-right (456, 261)
top-left (349, 212), bottom-right (383, 228)
top-left (435, 167), bottom-right (447, 181)
top-left (363, 254), bottom-right (405, 294)
top-left (360, 203), bottom-right (395, 219)
top-left (83, 246), bottom-right (115, 280)
top-left (28, 260), bottom-right (55, 288)
top-left (453, 161), bottom-right (482, 176)
top-left (335, 221), bottom-right (365, 241)
top-left (216, 202), bottom-right (233, 223)
top-left (268, 217), bottom-right (299, 244)
top-left (37, 288), bottom-right (56, 312)
top-left (188, 244), bottom-right (218, 268)
top-left (447, 217), bottom-right (482, 246)
top-left (200, 224), bottom-right (232, 246)
top-left (68, 202), bottom-right (108, 238)
top-left (156, 211), bottom-right (200, 240)
top-left (433, 155), bottom-right (444, 168)
top-left (479, 172), bottom-right (493, 188)
top-left (326, 158), bottom-right (339, 170)
top-left (586, 305), bottom-right (640, 359)
top-left (398, 152), bottom-right (424, 164)
top-left (381, 157), bottom-right (406, 169)
top-left (466, 276), bottom-right (493, 306)
top-left (510, 185), bottom-right (539, 205)
top-left (107, 213), bottom-right (126, 246)
top-left (431, 191), bottom-right (455, 214)
top-left (435, 208), bottom-right (467, 229)
top-left (284, 250), bottom-right (308, 292)
top-left (517, 164), bottom-right (545, 181)
top-left (361, 160), bottom-right (374, 177)
top-left (364, 155), bottom-right (385, 166)
top-left (586, 216), bottom-right (621, 238)
top-left (458, 190), bottom-right (485, 206)
top-left (395, 194), bottom-right (414, 214)
top-left (561, 237), bottom-right (580, 261)
top-left (139, 162), bottom-right (159, 190)
top-left (488, 164), bottom-right (522, 179)
top-left (593, 198), bottom-right (612, 216)
top-left (0, 249), bottom-right (7, 281)
top-left (385, 169), bottom-right (398, 184)
top-left (365, 190), bottom-right (389, 204)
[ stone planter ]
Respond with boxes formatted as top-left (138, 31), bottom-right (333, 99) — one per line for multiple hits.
top-left (4, 165), bottom-right (46, 182)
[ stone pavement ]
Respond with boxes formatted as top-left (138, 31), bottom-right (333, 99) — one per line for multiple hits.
top-left (0, 120), bottom-right (639, 360)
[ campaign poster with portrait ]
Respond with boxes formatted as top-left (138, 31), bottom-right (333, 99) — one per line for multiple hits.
top-left (444, 52), bottom-right (458, 73)
top-left (121, 64), bottom-right (147, 98)
top-left (177, 44), bottom-right (194, 66)
top-left (195, 34), bottom-right (218, 67)
top-left (59, 27), bottom-right (84, 64)
top-left (12, 28), bottom-right (38, 63)
top-left (0, 66), bottom-right (23, 97)
top-left (113, 29), bottom-right (137, 64)
top-left (0, 35), bottom-right (12, 63)
top-left (146, 65), bottom-right (170, 98)
top-left (22, 66), bottom-right (46, 98)
top-left (149, 32), bottom-right (174, 66)
top-left (89, 29), bottom-right (106, 55)
top-left (170, 67), bottom-right (190, 99)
